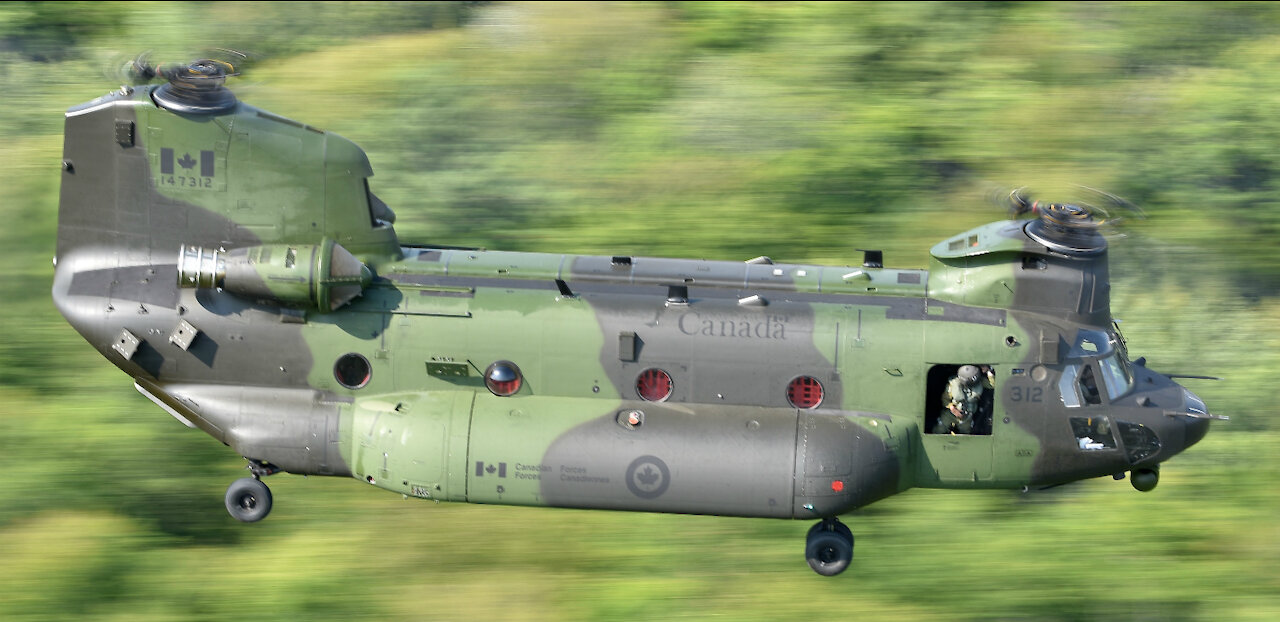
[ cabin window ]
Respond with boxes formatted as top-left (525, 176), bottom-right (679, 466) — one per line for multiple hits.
top-left (786, 376), bottom-right (824, 410)
top-left (334, 353), bottom-right (371, 389)
top-left (1070, 416), bottom-right (1116, 450)
top-left (636, 368), bottom-right (673, 402)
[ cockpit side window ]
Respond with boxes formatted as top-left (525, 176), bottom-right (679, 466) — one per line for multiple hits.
top-left (1070, 416), bottom-right (1117, 451)
top-left (1059, 364), bottom-right (1081, 407)
top-left (1078, 365), bottom-right (1101, 405)
top-left (1060, 363), bottom-right (1103, 408)
top-left (1059, 329), bottom-right (1134, 406)
top-left (1118, 421), bottom-right (1161, 462)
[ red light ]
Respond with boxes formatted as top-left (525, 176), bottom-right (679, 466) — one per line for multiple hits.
top-left (787, 376), bottom-right (823, 409)
top-left (488, 378), bottom-right (520, 395)
top-left (831, 480), bottom-right (844, 492)
top-left (636, 368), bottom-right (673, 402)
top-left (484, 361), bottom-right (523, 397)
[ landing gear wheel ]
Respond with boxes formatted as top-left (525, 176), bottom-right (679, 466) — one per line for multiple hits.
top-left (225, 477), bottom-right (273, 523)
top-left (805, 518), bottom-right (854, 576)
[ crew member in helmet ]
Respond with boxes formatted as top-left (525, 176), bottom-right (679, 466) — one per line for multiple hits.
top-left (934, 364), bottom-right (994, 435)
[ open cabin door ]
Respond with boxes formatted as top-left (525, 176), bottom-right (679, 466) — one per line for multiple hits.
top-left (918, 363), bottom-right (997, 485)
top-left (916, 364), bottom-right (1045, 486)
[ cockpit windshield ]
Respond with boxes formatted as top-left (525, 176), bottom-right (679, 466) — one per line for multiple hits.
top-left (1110, 320), bottom-right (1130, 360)
top-left (1098, 352), bottom-right (1134, 400)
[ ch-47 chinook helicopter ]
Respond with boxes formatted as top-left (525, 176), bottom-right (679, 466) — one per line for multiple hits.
top-left (53, 57), bottom-right (1224, 576)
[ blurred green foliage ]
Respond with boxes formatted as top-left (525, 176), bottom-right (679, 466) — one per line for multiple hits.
top-left (1, 2), bottom-right (1278, 620)
top-left (0, 1), bottom-right (129, 61)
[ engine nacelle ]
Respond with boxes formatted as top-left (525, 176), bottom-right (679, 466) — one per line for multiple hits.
top-left (178, 238), bottom-right (372, 311)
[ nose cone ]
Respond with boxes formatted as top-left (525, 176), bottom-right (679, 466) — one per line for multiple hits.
top-left (1119, 365), bottom-right (1217, 468)
top-left (1181, 387), bottom-right (1212, 449)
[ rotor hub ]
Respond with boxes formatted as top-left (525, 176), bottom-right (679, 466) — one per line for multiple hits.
top-left (152, 58), bottom-right (239, 115)
top-left (1024, 202), bottom-right (1108, 255)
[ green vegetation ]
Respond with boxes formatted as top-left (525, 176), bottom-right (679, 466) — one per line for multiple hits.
top-left (1, 2), bottom-right (1277, 620)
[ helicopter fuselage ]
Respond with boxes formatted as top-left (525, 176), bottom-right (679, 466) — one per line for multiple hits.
top-left (52, 82), bottom-right (1214, 574)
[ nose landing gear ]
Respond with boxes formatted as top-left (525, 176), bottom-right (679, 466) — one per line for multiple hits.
top-left (225, 460), bottom-right (280, 523)
top-left (805, 517), bottom-right (854, 576)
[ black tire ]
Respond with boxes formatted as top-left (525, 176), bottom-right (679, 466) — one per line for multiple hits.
top-left (225, 477), bottom-right (273, 523)
top-left (806, 528), bottom-right (853, 576)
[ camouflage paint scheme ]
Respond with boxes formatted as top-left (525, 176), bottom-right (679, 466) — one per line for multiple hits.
top-left (53, 85), bottom-right (1214, 531)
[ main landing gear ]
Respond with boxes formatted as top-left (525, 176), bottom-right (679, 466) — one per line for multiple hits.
top-left (805, 517), bottom-right (854, 576)
top-left (225, 461), bottom-right (279, 523)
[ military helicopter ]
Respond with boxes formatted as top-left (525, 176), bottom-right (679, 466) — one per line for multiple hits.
top-left (53, 56), bottom-right (1224, 577)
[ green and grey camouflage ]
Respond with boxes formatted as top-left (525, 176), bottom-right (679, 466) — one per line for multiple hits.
top-left (52, 67), bottom-right (1219, 576)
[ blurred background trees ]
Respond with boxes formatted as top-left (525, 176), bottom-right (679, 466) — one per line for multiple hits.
top-left (1, 2), bottom-right (1277, 620)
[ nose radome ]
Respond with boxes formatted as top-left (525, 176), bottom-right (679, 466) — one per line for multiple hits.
top-left (1182, 387), bottom-right (1209, 417)
top-left (1181, 387), bottom-right (1212, 449)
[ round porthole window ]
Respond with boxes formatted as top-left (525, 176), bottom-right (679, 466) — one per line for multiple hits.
top-left (786, 375), bottom-right (824, 410)
top-left (485, 360), bottom-right (523, 397)
top-left (334, 353), bottom-right (371, 389)
top-left (636, 368), bottom-right (673, 402)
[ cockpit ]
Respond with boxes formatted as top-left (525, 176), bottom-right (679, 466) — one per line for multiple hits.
top-left (1050, 324), bottom-right (1211, 477)
top-left (1058, 328), bottom-right (1135, 408)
